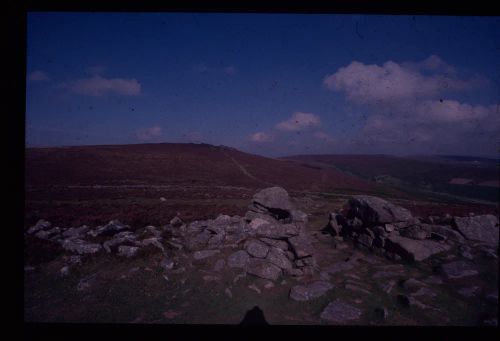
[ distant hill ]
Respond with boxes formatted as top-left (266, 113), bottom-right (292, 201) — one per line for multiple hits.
top-left (281, 154), bottom-right (499, 203)
top-left (25, 143), bottom-right (383, 194)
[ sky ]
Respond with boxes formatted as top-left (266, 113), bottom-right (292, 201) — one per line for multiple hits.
top-left (26, 13), bottom-right (500, 157)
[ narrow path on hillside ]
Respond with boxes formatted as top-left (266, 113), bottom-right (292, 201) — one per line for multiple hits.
top-left (219, 148), bottom-right (276, 187)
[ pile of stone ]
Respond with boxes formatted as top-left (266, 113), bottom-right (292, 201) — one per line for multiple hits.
top-left (173, 186), bottom-right (317, 282)
top-left (325, 195), bottom-right (499, 263)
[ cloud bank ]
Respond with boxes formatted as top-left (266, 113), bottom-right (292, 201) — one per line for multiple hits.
top-left (136, 126), bottom-right (162, 142)
top-left (276, 112), bottom-right (321, 131)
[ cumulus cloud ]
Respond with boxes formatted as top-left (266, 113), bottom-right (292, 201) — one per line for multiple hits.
top-left (324, 56), bottom-right (499, 156)
top-left (28, 70), bottom-right (49, 81)
top-left (67, 76), bottom-right (141, 96)
top-left (136, 126), bottom-right (162, 142)
top-left (249, 132), bottom-right (274, 143)
top-left (324, 58), bottom-right (472, 104)
top-left (276, 112), bottom-right (321, 131)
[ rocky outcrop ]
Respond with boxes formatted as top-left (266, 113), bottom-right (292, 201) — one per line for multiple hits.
top-left (347, 195), bottom-right (413, 225)
top-left (320, 299), bottom-right (362, 323)
top-left (384, 235), bottom-right (452, 262)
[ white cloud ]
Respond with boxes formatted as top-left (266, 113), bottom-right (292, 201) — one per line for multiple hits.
top-left (415, 100), bottom-right (494, 123)
top-left (67, 75), bottom-right (141, 96)
top-left (136, 126), bottom-right (162, 142)
top-left (323, 57), bottom-right (472, 104)
top-left (28, 70), bottom-right (49, 81)
top-left (249, 132), bottom-right (273, 143)
top-left (276, 112), bottom-right (321, 131)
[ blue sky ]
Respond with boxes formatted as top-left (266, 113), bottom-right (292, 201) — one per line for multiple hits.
top-left (26, 13), bottom-right (500, 157)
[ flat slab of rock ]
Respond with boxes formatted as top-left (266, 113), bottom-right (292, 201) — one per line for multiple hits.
top-left (193, 249), bottom-right (220, 260)
top-left (289, 281), bottom-right (333, 301)
top-left (255, 223), bottom-right (298, 239)
top-left (118, 245), bottom-right (139, 258)
top-left (227, 250), bottom-right (250, 268)
top-left (441, 261), bottom-right (479, 279)
top-left (320, 299), bottom-right (362, 323)
top-left (322, 262), bottom-right (354, 275)
top-left (454, 215), bottom-right (499, 245)
top-left (348, 195), bottom-right (413, 225)
top-left (246, 258), bottom-right (282, 281)
top-left (385, 235), bottom-right (452, 261)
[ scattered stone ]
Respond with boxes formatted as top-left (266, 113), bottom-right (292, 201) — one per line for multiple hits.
top-left (285, 268), bottom-right (303, 277)
top-left (441, 261), bottom-right (479, 279)
top-left (320, 299), bottom-right (362, 323)
top-left (233, 272), bottom-right (247, 284)
top-left (246, 258), bottom-right (282, 281)
top-left (170, 216), bottom-right (184, 228)
top-left (411, 287), bottom-right (437, 298)
top-left (27, 219), bottom-right (51, 235)
top-left (357, 234), bottom-right (373, 248)
top-left (454, 215), bottom-right (499, 245)
top-left (140, 237), bottom-right (165, 251)
top-left (485, 291), bottom-right (498, 302)
top-left (193, 249), bottom-right (220, 260)
top-left (160, 257), bottom-right (175, 271)
top-left (227, 250), bottom-right (250, 268)
top-left (77, 274), bottom-right (98, 292)
top-left (289, 281), bottom-right (333, 301)
top-left (24, 266), bottom-right (36, 272)
top-left (263, 281), bottom-right (275, 289)
top-left (482, 318), bottom-right (498, 326)
top-left (373, 271), bottom-right (400, 279)
top-left (423, 276), bottom-right (443, 285)
top-left (103, 233), bottom-right (137, 253)
top-left (225, 287), bottom-right (233, 299)
top-left (399, 226), bottom-right (429, 240)
top-left (248, 284), bottom-right (261, 294)
top-left (117, 245), bottom-right (139, 258)
top-left (35, 227), bottom-right (61, 240)
top-left (291, 210), bottom-right (308, 223)
top-left (60, 266), bottom-right (70, 277)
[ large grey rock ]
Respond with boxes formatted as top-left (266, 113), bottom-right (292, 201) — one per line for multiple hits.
top-left (193, 249), bottom-right (220, 260)
top-left (140, 237), bottom-right (165, 251)
top-left (320, 299), bottom-right (362, 323)
top-left (245, 239), bottom-right (270, 258)
top-left (385, 235), bottom-right (452, 262)
top-left (328, 213), bottom-right (343, 235)
top-left (244, 211), bottom-right (279, 224)
top-left (246, 258), bottom-right (282, 281)
top-left (227, 250), bottom-right (250, 268)
top-left (347, 195), bottom-right (413, 225)
top-left (35, 227), bottom-right (61, 240)
top-left (454, 215), bottom-right (499, 245)
top-left (266, 247), bottom-right (293, 270)
top-left (252, 187), bottom-right (294, 211)
top-left (27, 219), bottom-right (51, 235)
top-left (250, 187), bottom-right (294, 221)
top-left (185, 230), bottom-right (212, 251)
top-left (441, 261), bottom-right (479, 279)
top-left (187, 220), bottom-right (208, 233)
top-left (61, 238), bottom-right (102, 254)
top-left (289, 281), bottom-right (333, 301)
top-left (291, 210), bottom-right (308, 223)
top-left (399, 226), bottom-right (430, 240)
top-left (288, 235), bottom-right (314, 258)
top-left (419, 224), bottom-right (465, 243)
